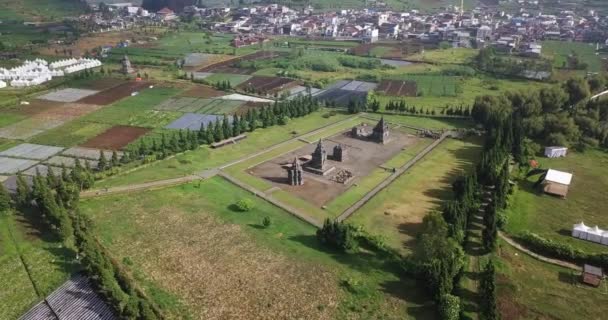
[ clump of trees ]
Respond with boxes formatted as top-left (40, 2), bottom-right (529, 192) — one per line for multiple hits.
top-left (472, 76), bottom-right (608, 150)
top-left (476, 47), bottom-right (553, 78)
top-left (479, 261), bottom-right (499, 320)
top-left (316, 219), bottom-right (359, 253)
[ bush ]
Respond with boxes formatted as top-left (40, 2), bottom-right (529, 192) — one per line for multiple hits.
top-left (262, 216), bottom-right (271, 228)
top-left (439, 294), bottom-right (460, 320)
top-left (317, 219), bottom-right (359, 253)
top-left (234, 199), bottom-right (255, 212)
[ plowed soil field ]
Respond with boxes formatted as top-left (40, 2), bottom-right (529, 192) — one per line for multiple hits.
top-left (81, 125), bottom-right (150, 150)
top-left (377, 80), bottom-right (418, 97)
top-left (78, 81), bottom-right (152, 105)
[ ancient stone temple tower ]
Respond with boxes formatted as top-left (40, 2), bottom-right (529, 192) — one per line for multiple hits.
top-left (372, 117), bottom-right (390, 144)
top-left (121, 55), bottom-right (134, 74)
top-left (287, 157), bottom-right (304, 185)
top-left (310, 139), bottom-right (327, 170)
top-left (333, 144), bottom-right (346, 162)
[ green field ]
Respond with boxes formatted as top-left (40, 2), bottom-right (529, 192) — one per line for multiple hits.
top-left (0, 0), bottom-right (84, 21)
top-left (543, 40), bottom-right (604, 72)
top-left (79, 178), bottom-right (436, 319)
top-left (385, 74), bottom-right (461, 97)
top-left (406, 48), bottom-right (478, 64)
top-left (81, 87), bottom-right (185, 129)
top-left (505, 150), bottom-right (608, 254)
top-left (29, 121), bottom-right (112, 147)
top-left (348, 138), bottom-right (482, 253)
top-left (0, 211), bottom-right (78, 319)
top-left (496, 240), bottom-right (608, 319)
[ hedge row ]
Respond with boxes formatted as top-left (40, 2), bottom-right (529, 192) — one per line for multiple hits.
top-left (515, 232), bottom-right (608, 270)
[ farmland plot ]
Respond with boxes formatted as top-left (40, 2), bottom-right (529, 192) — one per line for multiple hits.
top-left (377, 80), bottom-right (418, 97)
top-left (78, 81), bottom-right (152, 105)
top-left (165, 113), bottom-right (231, 130)
top-left (22, 164), bottom-right (67, 177)
top-left (80, 126), bottom-right (149, 150)
top-left (0, 157), bottom-right (38, 174)
top-left (45, 156), bottom-right (98, 169)
top-left (38, 88), bottom-right (99, 103)
top-left (62, 147), bottom-right (124, 160)
top-left (236, 76), bottom-right (298, 94)
top-left (0, 143), bottom-right (64, 160)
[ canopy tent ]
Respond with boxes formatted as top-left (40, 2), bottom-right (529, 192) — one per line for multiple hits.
top-left (572, 222), bottom-right (590, 239)
top-left (602, 232), bottom-right (608, 245)
top-left (586, 226), bottom-right (604, 244)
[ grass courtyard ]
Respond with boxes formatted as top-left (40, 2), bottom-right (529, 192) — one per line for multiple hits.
top-left (79, 177), bottom-right (436, 319)
top-left (505, 149), bottom-right (608, 254)
top-left (348, 137), bottom-right (482, 253)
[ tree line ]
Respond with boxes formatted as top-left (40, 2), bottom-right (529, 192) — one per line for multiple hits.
top-left (6, 163), bottom-right (163, 319)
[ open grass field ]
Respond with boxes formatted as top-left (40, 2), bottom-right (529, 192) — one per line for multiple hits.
top-left (29, 121), bottom-right (112, 147)
top-left (384, 75), bottom-right (460, 97)
top-left (542, 40), bottom-right (604, 73)
top-left (348, 138), bottom-right (482, 253)
top-left (79, 178), bottom-right (436, 319)
top-left (504, 150), bottom-right (608, 254)
top-left (0, 211), bottom-right (78, 319)
top-left (0, 0), bottom-right (84, 21)
top-left (407, 48), bottom-right (478, 64)
top-left (496, 240), bottom-right (608, 320)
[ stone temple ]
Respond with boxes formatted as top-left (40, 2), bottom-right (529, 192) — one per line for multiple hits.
top-left (286, 157), bottom-right (304, 185)
top-left (304, 139), bottom-right (335, 175)
top-left (351, 117), bottom-right (390, 144)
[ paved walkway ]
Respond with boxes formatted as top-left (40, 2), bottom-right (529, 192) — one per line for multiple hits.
top-left (498, 231), bottom-right (581, 271)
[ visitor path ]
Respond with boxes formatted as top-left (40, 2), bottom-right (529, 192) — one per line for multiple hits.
top-left (498, 231), bottom-right (581, 271)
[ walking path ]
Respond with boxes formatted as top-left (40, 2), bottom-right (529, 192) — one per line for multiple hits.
top-left (498, 231), bottom-right (581, 271)
top-left (336, 131), bottom-right (450, 221)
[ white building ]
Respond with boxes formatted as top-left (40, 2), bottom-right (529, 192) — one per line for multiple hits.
top-left (545, 146), bottom-right (568, 158)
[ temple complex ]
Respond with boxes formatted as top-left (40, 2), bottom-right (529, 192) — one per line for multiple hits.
top-left (305, 139), bottom-right (335, 175)
top-left (351, 118), bottom-right (390, 144)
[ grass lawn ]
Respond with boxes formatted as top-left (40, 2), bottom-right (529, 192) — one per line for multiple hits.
top-left (29, 121), bottom-right (112, 147)
top-left (96, 112), bottom-right (355, 188)
top-left (0, 211), bottom-right (78, 319)
top-left (348, 138), bottom-right (482, 253)
top-left (542, 40), bottom-right (603, 72)
top-left (496, 239), bottom-right (608, 320)
top-left (504, 149), bottom-right (608, 254)
top-left (79, 178), bottom-right (436, 319)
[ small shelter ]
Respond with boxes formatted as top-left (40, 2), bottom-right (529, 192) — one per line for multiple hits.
top-left (582, 264), bottom-right (603, 287)
top-left (542, 169), bottom-right (573, 198)
top-left (544, 146), bottom-right (568, 158)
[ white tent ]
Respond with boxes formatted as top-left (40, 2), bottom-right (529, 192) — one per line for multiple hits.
top-left (587, 226), bottom-right (604, 244)
top-left (602, 232), bottom-right (608, 245)
top-left (0, 80), bottom-right (6, 89)
top-left (545, 146), bottom-right (568, 158)
top-left (545, 169), bottom-right (573, 186)
top-left (572, 222), bottom-right (590, 239)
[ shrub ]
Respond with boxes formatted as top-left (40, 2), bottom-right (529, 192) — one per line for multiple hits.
top-left (262, 216), bottom-right (271, 227)
top-left (234, 199), bottom-right (255, 212)
top-left (316, 219), bottom-right (359, 252)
